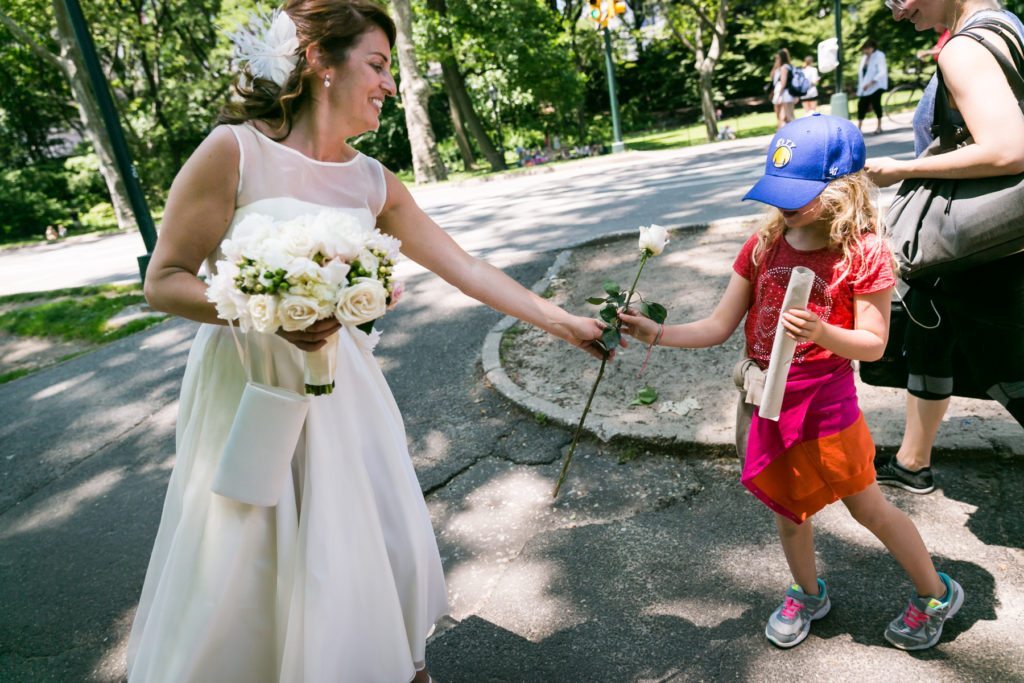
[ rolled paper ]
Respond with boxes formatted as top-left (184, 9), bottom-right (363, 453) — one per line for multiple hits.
top-left (758, 266), bottom-right (815, 421)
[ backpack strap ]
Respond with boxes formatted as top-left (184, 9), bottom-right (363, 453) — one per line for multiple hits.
top-left (934, 16), bottom-right (1024, 148)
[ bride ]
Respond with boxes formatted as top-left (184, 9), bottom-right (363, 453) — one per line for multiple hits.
top-left (127, 1), bottom-right (606, 681)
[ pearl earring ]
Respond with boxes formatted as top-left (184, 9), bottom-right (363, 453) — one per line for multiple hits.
top-left (323, 73), bottom-right (331, 88)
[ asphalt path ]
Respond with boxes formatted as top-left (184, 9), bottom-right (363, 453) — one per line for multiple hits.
top-left (3, 127), bottom-right (964, 683)
top-left (0, 128), bottom-right (915, 296)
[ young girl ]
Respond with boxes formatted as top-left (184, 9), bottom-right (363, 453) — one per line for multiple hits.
top-left (619, 114), bottom-right (963, 650)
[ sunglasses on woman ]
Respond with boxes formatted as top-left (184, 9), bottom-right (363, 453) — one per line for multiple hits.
top-left (884, 0), bottom-right (906, 11)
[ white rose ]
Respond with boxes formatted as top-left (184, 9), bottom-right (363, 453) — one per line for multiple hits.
top-left (278, 295), bottom-right (321, 332)
top-left (335, 278), bottom-right (387, 326)
top-left (638, 224), bottom-right (669, 256)
top-left (257, 238), bottom-right (292, 271)
top-left (247, 294), bottom-right (280, 333)
top-left (281, 223), bottom-right (317, 258)
top-left (311, 210), bottom-right (365, 260)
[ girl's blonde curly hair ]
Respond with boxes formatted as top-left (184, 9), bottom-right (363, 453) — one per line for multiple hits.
top-left (751, 171), bottom-right (894, 281)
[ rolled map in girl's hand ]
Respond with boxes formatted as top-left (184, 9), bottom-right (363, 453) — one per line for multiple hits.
top-left (758, 266), bottom-right (815, 421)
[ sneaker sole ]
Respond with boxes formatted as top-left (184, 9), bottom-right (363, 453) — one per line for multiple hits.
top-left (885, 584), bottom-right (964, 651)
top-left (877, 478), bottom-right (936, 495)
top-left (766, 599), bottom-right (831, 649)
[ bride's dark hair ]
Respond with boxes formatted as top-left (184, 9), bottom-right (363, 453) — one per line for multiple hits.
top-left (218, 0), bottom-right (396, 138)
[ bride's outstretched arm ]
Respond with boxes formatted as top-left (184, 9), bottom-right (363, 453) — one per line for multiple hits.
top-left (377, 170), bottom-right (607, 358)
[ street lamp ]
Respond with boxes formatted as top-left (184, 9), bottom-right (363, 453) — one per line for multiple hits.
top-left (829, 0), bottom-right (850, 118)
top-left (488, 85), bottom-right (505, 158)
top-left (588, 0), bottom-right (626, 153)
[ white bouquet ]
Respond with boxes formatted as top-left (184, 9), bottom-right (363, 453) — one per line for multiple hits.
top-left (206, 209), bottom-right (403, 395)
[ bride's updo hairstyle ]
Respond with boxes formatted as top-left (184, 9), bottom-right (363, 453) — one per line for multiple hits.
top-left (218, 0), bottom-right (396, 137)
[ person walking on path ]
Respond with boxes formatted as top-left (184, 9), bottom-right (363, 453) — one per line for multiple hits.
top-left (127, 2), bottom-right (606, 681)
top-left (619, 114), bottom-right (963, 651)
top-left (800, 56), bottom-right (821, 113)
top-left (867, 0), bottom-right (1024, 495)
top-left (857, 39), bottom-right (889, 134)
top-left (770, 48), bottom-right (798, 130)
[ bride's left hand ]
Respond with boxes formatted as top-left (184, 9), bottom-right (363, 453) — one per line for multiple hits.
top-left (557, 315), bottom-right (611, 360)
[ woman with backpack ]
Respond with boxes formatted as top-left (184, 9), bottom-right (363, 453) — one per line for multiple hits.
top-left (770, 48), bottom-right (797, 130)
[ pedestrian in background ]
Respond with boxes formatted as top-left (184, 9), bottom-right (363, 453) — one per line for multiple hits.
top-left (770, 48), bottom-right (797, 130)
top-left (801, 56), bottom-right (821, 113)
top-left (620, 114), bottom-right (963, 652)
top-left (867, 1), bottom-right (1024, 495)
top-left (857, 39), bottom-right (889, 134)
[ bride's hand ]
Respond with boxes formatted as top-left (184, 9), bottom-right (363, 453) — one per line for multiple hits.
top-left (556, 315), bottom-right (611, 360)
top-left (276, 318), bottom-right (342, 352)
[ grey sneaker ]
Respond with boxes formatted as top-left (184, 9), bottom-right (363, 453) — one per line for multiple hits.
top-left (876, 456), bottom-right (935, 494)
top-left (885, 573), bottom-right (964, 650)
top-left (766, 579), bottom-right (831, 648)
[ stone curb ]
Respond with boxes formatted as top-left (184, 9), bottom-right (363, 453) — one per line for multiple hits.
top-left (482, 217), bottom-right (757, 451)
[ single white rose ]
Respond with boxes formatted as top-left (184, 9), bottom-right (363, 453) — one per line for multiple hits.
top-left (278, 295), bottom-right (321, 332)
top-left (335, 278), bottom-right (387, 326)
top-left (638, 224), bottom-right (669, 256)
top-left (281, 223), bottom-right (317, 258)
top-left (247, 294), bottom-right (280, 333)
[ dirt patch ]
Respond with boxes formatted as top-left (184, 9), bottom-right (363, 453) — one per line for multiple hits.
top-left (501, 219), bottom-right (757, 449)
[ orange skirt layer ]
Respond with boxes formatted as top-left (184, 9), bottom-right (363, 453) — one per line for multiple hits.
top-left (744, 413), bottom-right (876, 523)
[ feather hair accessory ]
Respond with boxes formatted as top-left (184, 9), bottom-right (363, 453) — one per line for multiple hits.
top-left (229, 8), bottom-right (301, 88)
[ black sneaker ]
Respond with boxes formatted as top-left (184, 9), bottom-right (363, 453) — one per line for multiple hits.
top-left (876, 456), bottom-right (935, 494)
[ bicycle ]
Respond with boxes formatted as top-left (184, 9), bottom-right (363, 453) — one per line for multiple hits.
top-left (884, 65), bottom-right (934, 126)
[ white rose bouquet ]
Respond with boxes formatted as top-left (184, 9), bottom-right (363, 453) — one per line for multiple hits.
top-left (206, 209), bottom-right (402, 395)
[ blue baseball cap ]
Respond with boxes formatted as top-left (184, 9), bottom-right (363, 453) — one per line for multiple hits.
top-left (743, 113), bottom-right (866, 210)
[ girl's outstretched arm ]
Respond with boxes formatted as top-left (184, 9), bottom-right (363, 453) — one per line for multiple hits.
top-left (781, 287), bottom-right (891, 362)
top-left (619, 272), bottom-right (751, 349)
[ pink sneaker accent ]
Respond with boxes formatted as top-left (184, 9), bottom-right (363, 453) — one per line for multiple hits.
top-left (780, 596), bottom-right (804, 620)
top-left (902, 602), bottom-right (930, 629)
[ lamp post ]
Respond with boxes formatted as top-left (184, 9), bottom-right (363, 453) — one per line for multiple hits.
top-left (488, 85), bottom-right (505, 159)
top-left (63, 0), bottom-right (157, 282)
top-left (829, 0), bottom-right (850, 118)
top-left (602, 25), bottom-right (625, 153)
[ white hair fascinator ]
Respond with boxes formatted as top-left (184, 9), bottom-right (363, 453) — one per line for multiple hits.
top-left (229, 9), bottom-right (301, 88)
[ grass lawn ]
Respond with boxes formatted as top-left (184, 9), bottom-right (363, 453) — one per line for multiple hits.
top-left (0, 283), bottom-right (167, 384)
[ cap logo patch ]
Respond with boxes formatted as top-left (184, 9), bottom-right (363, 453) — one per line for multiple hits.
top-left (772, 139), bottom-right (796, 168)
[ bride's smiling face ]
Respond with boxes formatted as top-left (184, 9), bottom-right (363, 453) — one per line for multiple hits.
top-left (327, 26), bottom-right (396, 136)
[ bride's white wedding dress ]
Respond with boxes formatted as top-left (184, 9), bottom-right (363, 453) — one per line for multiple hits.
top-left (127, 124), bottom-right (448, 682)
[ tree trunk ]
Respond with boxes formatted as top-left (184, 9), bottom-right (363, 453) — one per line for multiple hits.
top-left (426, 0), bottom-right (505, 171)
top-left (390, 0), bottom-right (447, 183)
top-left (442, 66), bottom-right (475, 171)
top-left (51, 2), bottom-right (138, 231)
top-left (442, 58), bottom-right (506, 171)
top-left (698, 67), bottom-right (718, 141)
top-left (0, 3), bottom-right (139, 231)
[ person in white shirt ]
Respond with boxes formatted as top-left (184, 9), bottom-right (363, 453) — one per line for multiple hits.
top-left (856, 39), bottom-right (889, 134)
top-left (801, 55), bottom-right (821, 113)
